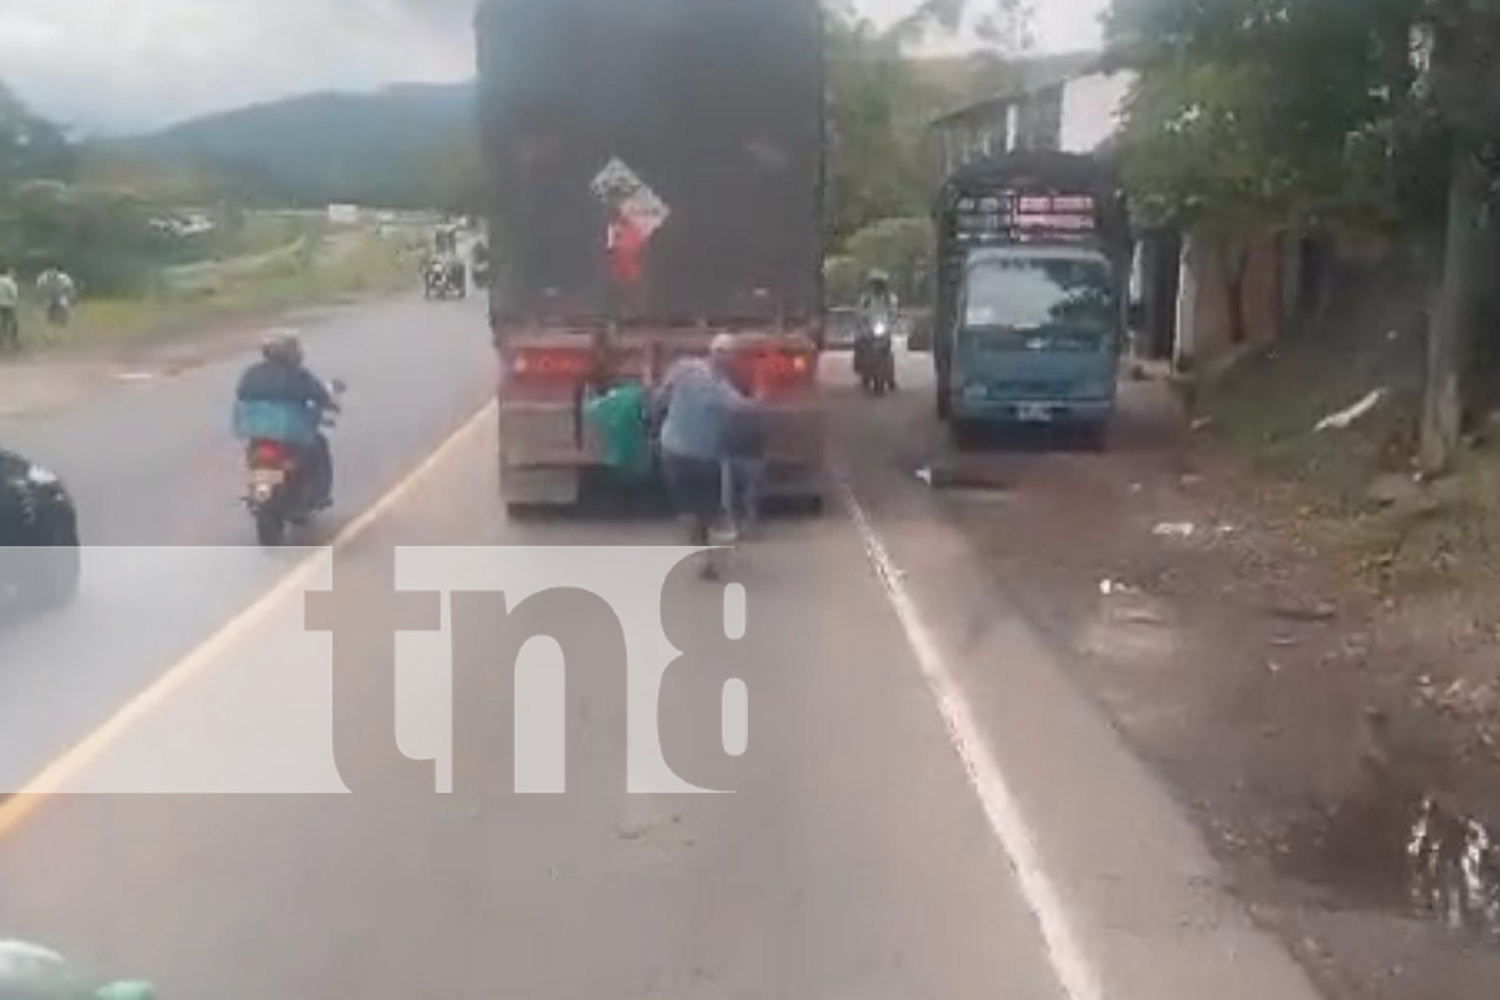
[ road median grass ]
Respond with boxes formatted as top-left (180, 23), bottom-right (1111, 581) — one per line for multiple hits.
top-left (8, 227), bottom-right (423, 355)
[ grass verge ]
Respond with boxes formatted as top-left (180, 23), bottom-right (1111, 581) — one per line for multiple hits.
top-left (8, 227), bottom-right (422, 354)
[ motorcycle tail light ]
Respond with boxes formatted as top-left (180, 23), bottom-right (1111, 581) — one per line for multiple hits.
top-left (250, 441), bottom-right (286, 466)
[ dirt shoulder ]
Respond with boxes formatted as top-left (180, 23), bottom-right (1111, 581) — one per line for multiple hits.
top-left (921, 381), bottom-right (1500, 1000)
top-left (0, 291), bottom-right (423, 421)
top-left (0, 306), bottom-right (340, 420)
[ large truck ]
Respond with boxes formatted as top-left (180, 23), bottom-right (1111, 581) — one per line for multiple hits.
top-left (475, 0), bottom-right (826, 511)
top-left (931, 152), bottom-right (1131, 447)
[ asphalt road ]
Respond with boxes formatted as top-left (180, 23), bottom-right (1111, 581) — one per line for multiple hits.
top-left (0, 294), bottom-right (495, 547)
top-left (0, 293), bottom-right (495, 798)
top-left (0, 323), bottom-right (1327, 1000)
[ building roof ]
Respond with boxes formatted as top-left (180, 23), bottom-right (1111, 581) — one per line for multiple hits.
top-left (929, 51), bottom-right (1103, 130)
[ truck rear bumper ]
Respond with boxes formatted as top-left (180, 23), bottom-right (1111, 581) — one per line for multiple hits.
top-left (498, 402), bottom-right (826, 502)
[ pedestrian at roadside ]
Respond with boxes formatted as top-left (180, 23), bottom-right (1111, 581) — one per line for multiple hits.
top-left (654, 334), bottom-right (759, 579)
top-left (0, 267), bottom-right (21, 352)
top-left (37, 267), bottom-right (76, 326)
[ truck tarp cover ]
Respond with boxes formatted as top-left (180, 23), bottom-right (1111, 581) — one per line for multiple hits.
top-left (477, 0), bottom-right (823, 326)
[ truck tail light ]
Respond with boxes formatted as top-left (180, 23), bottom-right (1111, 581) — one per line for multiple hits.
top-left (752, 349), bottom-right (815, 391)
top-left (509, 347), bottom-right (593, 381)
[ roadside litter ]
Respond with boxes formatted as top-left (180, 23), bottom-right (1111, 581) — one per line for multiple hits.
top-left (1315, 388), bottom-right (1386, 432)
top-left (915, 464), bottom-right (1009, 495)
top-left (1269, 600), bottom-right (1339, 623)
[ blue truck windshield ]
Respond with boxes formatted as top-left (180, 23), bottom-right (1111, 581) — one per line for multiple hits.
top-left (963, 256), bottom-right (1115, 348)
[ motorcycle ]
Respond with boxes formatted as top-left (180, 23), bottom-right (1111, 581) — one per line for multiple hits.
top-left (45, 297), bottom-right (72, 327)
top-left (243, 381), bottom-right (345, 547)
top-left (854, 312), bottom-right (897, 396)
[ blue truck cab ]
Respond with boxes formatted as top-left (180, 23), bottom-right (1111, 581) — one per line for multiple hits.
top-left (932, 152), bottom-right (1130, 445)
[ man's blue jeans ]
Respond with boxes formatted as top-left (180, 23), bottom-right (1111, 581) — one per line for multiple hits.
top-left (721, 457), bottom-right (764, 534)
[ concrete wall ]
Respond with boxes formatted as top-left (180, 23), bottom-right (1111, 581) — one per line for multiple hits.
top-left (1176, 229), bottom-right (1285, 372)
top-left (930, 68), bottom-right (1137, 170)
top-left (1059, 71), bottom-right (1135, 155)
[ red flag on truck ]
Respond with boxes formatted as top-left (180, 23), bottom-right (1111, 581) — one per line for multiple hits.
top-left (606, 211), bottom-right (646, 287)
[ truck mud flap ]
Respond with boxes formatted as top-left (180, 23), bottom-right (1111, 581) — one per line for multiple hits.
top-left (499, 467), bottom-right (581, 508)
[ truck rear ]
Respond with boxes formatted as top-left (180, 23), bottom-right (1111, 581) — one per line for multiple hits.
top-left (475, 0), bottom-right (825, 510)
top-left (932, 152), bottom-right (1130, 445)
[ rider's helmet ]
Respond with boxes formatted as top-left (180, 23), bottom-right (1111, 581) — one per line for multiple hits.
top-left (865, 269), bottom-right (891, 294)
top-left (261, 329), bottom-right (304, 367)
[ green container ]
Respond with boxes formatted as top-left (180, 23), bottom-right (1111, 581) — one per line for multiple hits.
top-left (584, 383), bottom-right (651, 478)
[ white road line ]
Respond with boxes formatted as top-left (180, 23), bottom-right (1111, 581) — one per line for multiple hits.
top-left (837, 474), bottom-right (1105, 1000)
top-left (0, 401), bottom-right (497, 837)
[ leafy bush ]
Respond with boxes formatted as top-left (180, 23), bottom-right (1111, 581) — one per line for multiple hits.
top-left (0, 182), bottom-right (163, 295)
top-left (839, 216), bottom-right (933, 303)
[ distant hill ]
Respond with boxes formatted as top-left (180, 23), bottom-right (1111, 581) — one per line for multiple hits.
top-left (118, 82), bottom-right (477, 209)
top-left (107, 52), bottom-right (1095, 211)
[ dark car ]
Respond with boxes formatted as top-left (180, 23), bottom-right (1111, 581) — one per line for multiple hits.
top-left (0, 448), bottom-right (81, 609)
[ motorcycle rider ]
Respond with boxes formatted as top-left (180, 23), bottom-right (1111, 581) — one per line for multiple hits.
top-left (471, 238), bottom-right (492, 287)
top-left (37, 266), bottom-right (76, 326)
top-left (236, 331), bottom-right (338, 507)
top-left (858, 270), bottom-right (899, 317)
top-left (855, 269), bottom-right (899, 387)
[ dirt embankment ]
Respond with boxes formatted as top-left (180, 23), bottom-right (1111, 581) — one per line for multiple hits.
top-left (928, 354), bottom-right (1500, 1000)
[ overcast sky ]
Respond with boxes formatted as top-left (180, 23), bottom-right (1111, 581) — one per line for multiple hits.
top-left (0, 0), bottom-right (1107, 135)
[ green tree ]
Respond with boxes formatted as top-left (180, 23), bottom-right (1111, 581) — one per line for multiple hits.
top-left (823, 0), bottom-right (1030, 249)
top-left (843, 216), bottom-right (932, 302)
top-left (1111, 0), bottom-right (1416, 344)
top-left (824, 7), bottom-right (934, 243)
top-left (1109, 0), bottom-right (1500, 472)
top-left (0, 180), bottom-right (159, 293)
top-left (1411, 0), bottom-right (1500, 471)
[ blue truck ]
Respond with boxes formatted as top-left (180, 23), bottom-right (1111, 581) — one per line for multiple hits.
top-left (931, 151), bottom-right (1131, 448)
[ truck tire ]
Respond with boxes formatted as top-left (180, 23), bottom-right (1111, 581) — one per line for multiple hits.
top-left (20, 524), bottom-right (81, 611)
top-left (1076, 421), bottom-right (1110, 453)
top-left (255, 509), bottom-right (288, 547)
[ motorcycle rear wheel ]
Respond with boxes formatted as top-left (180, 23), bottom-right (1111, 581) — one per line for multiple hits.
top-left (255, 510), bottom-right (287, 547)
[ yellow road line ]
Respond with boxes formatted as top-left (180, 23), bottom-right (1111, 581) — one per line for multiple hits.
top-left (0, 401), bottom-right (497, 839)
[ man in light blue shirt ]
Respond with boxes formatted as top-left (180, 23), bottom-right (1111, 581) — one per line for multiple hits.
top-left (655, 335), bottom-right (756, 572)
